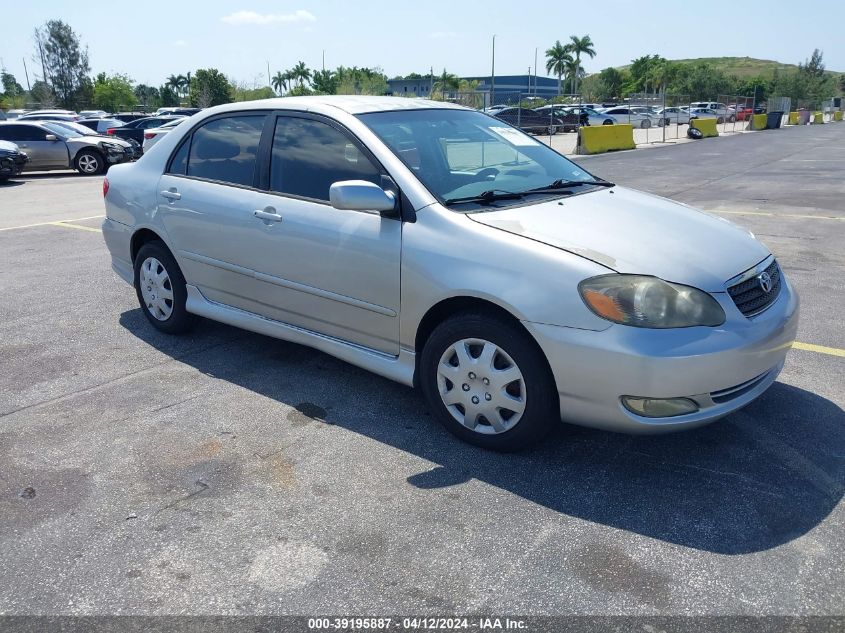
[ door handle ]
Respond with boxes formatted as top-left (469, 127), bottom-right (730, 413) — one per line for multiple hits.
top-left (160, 189), bottom-right (181, 201)
top-left (254, 208), bottom-right (283, 223)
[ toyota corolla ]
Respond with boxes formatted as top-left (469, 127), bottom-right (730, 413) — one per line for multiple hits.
top-left (101, 97), bottom-right (799, 451)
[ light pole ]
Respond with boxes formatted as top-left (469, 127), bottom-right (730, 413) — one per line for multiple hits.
top-left (490, 34), bottom-right (496, 107)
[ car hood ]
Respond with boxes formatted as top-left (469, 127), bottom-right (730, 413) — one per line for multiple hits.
top-left (467, 186), bottom-right (769, 292)
top-left (67, 136), bottom-right (131, 149)
top-left (0, 140), bottom-right (21, 153)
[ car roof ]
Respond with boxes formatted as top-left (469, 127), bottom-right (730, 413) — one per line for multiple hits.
top-left (201, 96), bottom-right (468, 116)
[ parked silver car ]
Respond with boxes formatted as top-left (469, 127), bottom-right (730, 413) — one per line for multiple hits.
top-left (101, 97), bottom-right (799, 451)
top-left (0, 121), bottom-right (133, 174)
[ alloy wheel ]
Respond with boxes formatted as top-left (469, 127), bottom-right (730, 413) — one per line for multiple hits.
top-left (78, 154), bottom-right (99, 173)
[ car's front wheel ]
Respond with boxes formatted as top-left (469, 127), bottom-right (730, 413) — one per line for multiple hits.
top-left (74, 150), bottom-right (104, 175)
top-left (419, 312), bottom-right (558, 451)
top-left (133, 241), bottom-right (197, 334)
top-left (640, 119), bottom-right (651, 129)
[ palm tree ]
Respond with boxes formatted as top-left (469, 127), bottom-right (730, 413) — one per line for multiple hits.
top-left (165, 74), bottom-right (181, 95)
top-left (568, 35), bottom-right (596, 96)
top-left (271, 71), bottom-right (288, 95)
top-left (564, 58), bottom-right (584, 95)
top-left (432, 69), bottom-right (460, 99)
top-left (545, 41), bottom-right (574, 95)
top-left (291, 61), bottom-right (311, 87)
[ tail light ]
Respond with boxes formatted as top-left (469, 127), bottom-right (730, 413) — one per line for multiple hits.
top-left (103, 177), bottom-right (109, 198)
top-left (144, 132), bottom-right (155, 139)
top-left (107, 128), bottom-right (115, 135)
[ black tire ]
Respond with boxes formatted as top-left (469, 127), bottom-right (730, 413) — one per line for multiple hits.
top-left (74, 149), bottom-right (105, 175)
top-left (133, 240), bottom-right (197, 334)
top-left (728, 115), bottom-right (736, 123)
top-left (602, 119), bottom-right (613, 125)
top-left (640, 119), bottom-right (651, 129)
top-left (717, 117), bottom-right (725, 124)
top-left (419, 311), bottom-right (558, 452)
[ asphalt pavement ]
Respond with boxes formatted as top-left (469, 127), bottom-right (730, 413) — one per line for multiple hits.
top-left (0, 122), bottom-right (842, 616)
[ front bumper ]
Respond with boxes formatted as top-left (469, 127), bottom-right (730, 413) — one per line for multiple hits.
top-left (524, 277), bottom-right (800, 433)
top-left (0, 152), bottom-right (28, 177)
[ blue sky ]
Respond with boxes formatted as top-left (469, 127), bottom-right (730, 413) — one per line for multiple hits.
top-left (1, 1), bottom-right (841, 88)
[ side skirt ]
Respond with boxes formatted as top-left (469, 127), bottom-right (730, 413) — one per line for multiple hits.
top-left (185, 285), bottom-right (416, 387)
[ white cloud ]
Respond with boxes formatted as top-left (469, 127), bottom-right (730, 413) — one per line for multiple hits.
top-left (173, 40), bottom-right (187, 47)
top-left (221, 10), bottom-right (316, 25)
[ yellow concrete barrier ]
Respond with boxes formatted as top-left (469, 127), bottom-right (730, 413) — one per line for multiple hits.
top-left (812, 112), bottom-right (824, 124)
top-left (577, 124), bottom-right (636, 155)
top-left (750, 114), bottom-right (768, 130)
top-left (834, 111), bottom-right (843, 122)
top-left (788, 112), bottom-right (800, 125)
top-left (690, 117), bottom-right (718, 138)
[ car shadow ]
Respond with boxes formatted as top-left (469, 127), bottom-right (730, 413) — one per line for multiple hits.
top-left (0, 178), bottom-right (25, 187)
top-left (119, 310), bottom-right (844, 555)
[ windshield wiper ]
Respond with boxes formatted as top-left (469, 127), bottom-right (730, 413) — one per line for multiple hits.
top-left (525, 178), bottom-right (615, 193)
top-left (443, 189), bottom-right (525, 206)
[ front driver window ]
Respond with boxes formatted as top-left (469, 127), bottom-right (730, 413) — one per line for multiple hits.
top-left (270, 117), bottom-right (381, 202)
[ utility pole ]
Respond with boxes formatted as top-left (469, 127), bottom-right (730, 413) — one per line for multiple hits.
top-left (534, 47), bottom-right (538, 96)
top-left (266, 61), bottom-right (271, 88)
top-left (490, 35), bottom-right (495, 107)
top-left (430, 65), bottom-right (434, 97)
top-left (22, 57), bottom-right (31, 91)
top-left (322, 49), bottom-right (325, 72)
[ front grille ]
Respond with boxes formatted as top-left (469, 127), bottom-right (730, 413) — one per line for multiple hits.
top-left (727, 259), bottom-right (782, 317)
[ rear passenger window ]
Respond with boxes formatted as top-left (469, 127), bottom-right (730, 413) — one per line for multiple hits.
top-left (270, 117), bottom-right (381, 202)
top-left (186, 115), bottom-right (265, 187)
top-left (168, 138), bottom-right (190, 175)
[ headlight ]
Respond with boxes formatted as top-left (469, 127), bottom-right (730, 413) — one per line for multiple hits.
top-left (99, 141), bottom-right (122, 151)
top-left (579, 274), bottom-right (725, 328)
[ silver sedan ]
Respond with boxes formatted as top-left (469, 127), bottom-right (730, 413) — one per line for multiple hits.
top-left (101, 97), bottom-right (799, 451)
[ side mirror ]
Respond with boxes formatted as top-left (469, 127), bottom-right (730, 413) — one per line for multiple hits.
top-left (329, 180), bottom-right (396, 214)
top-left (45, 134), bottom-right (58, 141)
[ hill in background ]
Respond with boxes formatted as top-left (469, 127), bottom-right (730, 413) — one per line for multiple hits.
top-left (617, 56), bottom-right (842, 78)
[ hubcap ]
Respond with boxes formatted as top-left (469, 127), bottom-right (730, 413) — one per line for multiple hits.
top-left (139, 257), bottom-right (174, 321)
top-left (436, 338), bottom-right (526, 435)
top-left (79, 154), bottom-right (98, 173)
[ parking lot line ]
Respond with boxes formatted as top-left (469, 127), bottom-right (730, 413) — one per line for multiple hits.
top-left (0, 215), bottom-right (105, 232)
top-left (49, 221), bottom-right (102, 233)
top-left (793, 341), bottom-right (845, 358)
top-left (716, 210), bottom-right (845, 221)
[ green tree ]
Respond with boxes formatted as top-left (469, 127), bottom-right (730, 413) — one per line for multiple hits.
top-left (34, 20), bottom-right (91, 109)
top-left (545, 40), bottom-right (574, 95)
top-left (335, 66), bottom-right (387, 95)
top-left (271, 71), bottom-right (288, 95)
top-left (231, 82), bottom-right (276, 101)
top-left (93, 73), bottom-right (136, 112)
top-left (189, 68), bottom-right (231, 107)
top-left (567, 34), bottom-right (596, 95)
top-left (564, 58), bottom-right (584, 94)
top-left (432, 68), bottom-right (460, 98)
top-left (594, 67), bottom-right (624, 100)
top-left (158, 85), bottom-right (179, 107)
top-left (1, 72), bottom-right (24, 98)
top-left (290, 61), bottom-right (311, 88)
top-left (134, 84), bottom-right (160, 108)
top-left (311, 69), bottom-right (338, 94)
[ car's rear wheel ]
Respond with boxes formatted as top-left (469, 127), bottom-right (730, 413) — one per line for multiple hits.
top-left (717, 117), bottom-right (725, 124)
top-left (640, 119), bottom-right (651, 128)
top-left (602, 119), bottom-right (613, 125)
top-left (133, 241), bottom-right (197, 334)
top-left (547, 125), bottom-right (557, 135)
top-left (419, 312), bottom-right (558, 451)
top-left (74, 150), bottom-right (104, 175)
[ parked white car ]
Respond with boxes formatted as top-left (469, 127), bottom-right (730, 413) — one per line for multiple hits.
top-left (688, 108), bottom-right (720, 122)
top-left (599, 107), bottom-right (655, 128)
top-left (690, 102), bottom-right (736, 123)
top-left (142, 118), bottom-right (186, 152)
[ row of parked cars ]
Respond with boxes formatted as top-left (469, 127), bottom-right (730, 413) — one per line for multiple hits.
top-left (484, 101), bottom-right (765, 134)
top-left (0, 107), bottom-right (200, 180)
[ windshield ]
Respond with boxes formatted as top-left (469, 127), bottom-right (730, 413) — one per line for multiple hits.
top-left (358, 109), bottom-right (598, 209)
top-left (42, 121), bottom-right (95, 137)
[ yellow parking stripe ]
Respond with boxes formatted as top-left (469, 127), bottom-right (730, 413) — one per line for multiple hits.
top-left (49, 221), bottom-right (101, 233)
top-left (0, 215), bottom-right (105, 232)
top-left (793, 342), bottom-right (845, 358)
top-left (716, 211), bottom-right (845, 221)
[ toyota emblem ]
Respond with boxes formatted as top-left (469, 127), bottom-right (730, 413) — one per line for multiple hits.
top-left (758, 271), bottom-right (773, 293)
